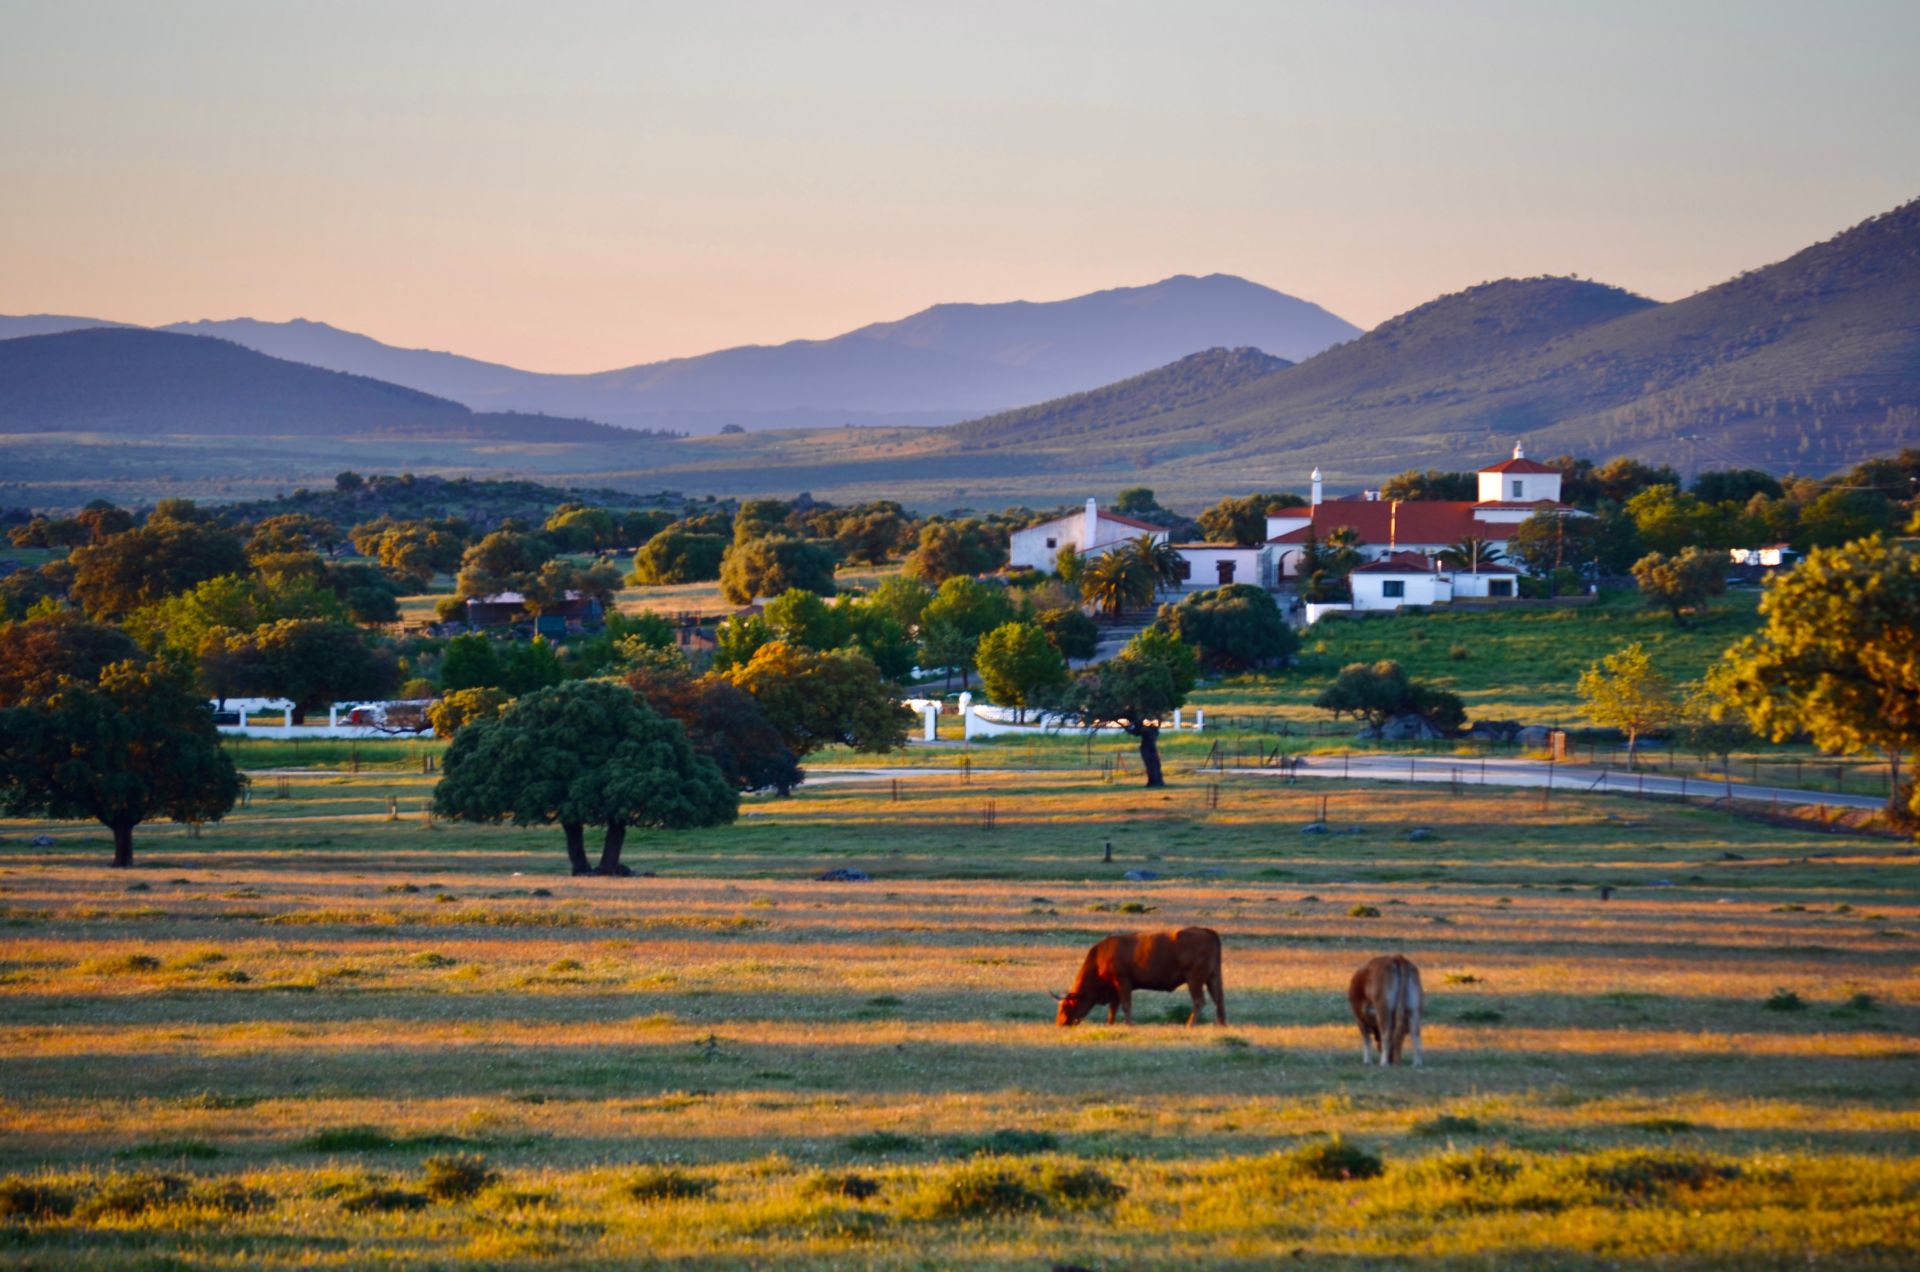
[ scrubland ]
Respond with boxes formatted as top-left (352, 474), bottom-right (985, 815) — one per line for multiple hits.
top-left (2, 767), bottom-right (1916, 1267)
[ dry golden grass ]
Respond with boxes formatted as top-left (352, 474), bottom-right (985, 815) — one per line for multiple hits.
top-left (1, 771), bottom-right (1915, 1266)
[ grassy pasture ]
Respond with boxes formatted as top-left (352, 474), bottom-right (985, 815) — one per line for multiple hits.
top-left (2, 768), bottom-right (1916, 1267)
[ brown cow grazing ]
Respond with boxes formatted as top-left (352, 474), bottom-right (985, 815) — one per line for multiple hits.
top-left (1052, 927), bottom-right (1225, 1027)
top-left (1348, 954), bottom-right (1423, 1066)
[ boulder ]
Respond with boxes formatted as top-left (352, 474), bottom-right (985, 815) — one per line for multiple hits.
top-left (1516, 725), bottom-right (1554, 747)
top-left (1375, 713), bottom-right (1445, 741)
top-left (1122, 868), bottom-right (1162, 882)
top-left (815, 868), bottom-right (871, 882)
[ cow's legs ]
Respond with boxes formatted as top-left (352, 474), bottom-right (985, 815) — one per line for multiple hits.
top-left (1409, 1003), bottom-right (1424, 1068)
top-left (1105, 1003), bottom-right (1117, 1025)
top-left (1209, 971), bottom-right (1226, 1025)
top-left (1118, 984), bottom-right (1134, 1024)
top-left (1185, 979), bottom-right (1205, 1028)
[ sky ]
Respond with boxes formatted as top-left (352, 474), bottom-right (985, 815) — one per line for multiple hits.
top-left (2, 0), bottom-right (1916, 372)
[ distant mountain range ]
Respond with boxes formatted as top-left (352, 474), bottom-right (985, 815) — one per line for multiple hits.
top-left (936, 198), bottom-right (1920, 479)
top-left (0, 274), bottom-right (1361, 433)
top-left (0, 328), bottom-right (643, 442)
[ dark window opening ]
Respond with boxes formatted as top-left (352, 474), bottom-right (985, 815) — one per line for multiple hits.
top-left (1382, 579), bottom-right (1405, 598)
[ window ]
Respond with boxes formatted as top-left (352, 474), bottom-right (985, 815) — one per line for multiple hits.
top-left (1488, 579), bottom-right (1513, 597)
top-left (1216, 559), bottom-right (1236, 584)
top-left (1382, 579), bottom-right (1405, 598)
top-left (1176, 559), bottom-right (1192, 580)
top-left (1511, 479), bottom-right (1524, 500)
top-left (1045, 537), bottom-right (1056, 549)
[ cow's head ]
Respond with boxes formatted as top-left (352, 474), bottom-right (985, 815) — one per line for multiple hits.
top-left (1050, 990), bottom-right (1092, 1027)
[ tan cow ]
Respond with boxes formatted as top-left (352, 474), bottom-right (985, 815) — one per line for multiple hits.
top-left (1053, 927), bottom-right (1225, 1027)
top-left (1348, 954), bottom-right (1423, 1066)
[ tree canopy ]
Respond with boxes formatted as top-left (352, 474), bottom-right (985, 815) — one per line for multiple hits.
top-left (1314, 660), bottom-right (1466, 737)
top-left (1066, 629), bottom-right (1197, 787)
top-left (1577, 642), bottom-right (1676, 768)
top-left (720, 535), bottom-right (838, 604)
top-left (628, 660), bottom-right (803, 796)
top-left (1156, 583), bottom-right (1296, 671)
top-left (1716, 536), bottom-right (1920, 822)
top-left (902, 518), bottom-right (1006, 583)
top-left (1632, 547), bottom-right (1727, 626)
top-left (974, 621), bottom-right (1069, 721)
top-left (433, 679), bottom-right (736, 875)
top-left (0, 659), bottom-right (242, 867)
top-left (723, 642), bottom-right (912, 759)
top-left (629, 527), bottom-right (727, 586)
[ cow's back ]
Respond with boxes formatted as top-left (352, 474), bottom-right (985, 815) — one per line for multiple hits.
top-left (1112, 927), bottom-right (1220, 992)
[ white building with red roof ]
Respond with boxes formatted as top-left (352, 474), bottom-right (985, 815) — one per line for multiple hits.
top-left (1008, 497), bottom-right (1170, 573)
top-left (1264, 443), bottom-right (1576, 581)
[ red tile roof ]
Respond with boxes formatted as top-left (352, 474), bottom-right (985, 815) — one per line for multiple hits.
top-left (1352, 552), bottom-right (1440, 574)
top-left (1100, 510), bottom-right (1170, 532)
top-left (1479, 456), bottom-right (1558, 474)
top-left (1266, 500), bottom-right (1487, 547)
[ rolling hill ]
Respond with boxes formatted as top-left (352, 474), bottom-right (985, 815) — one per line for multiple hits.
top-left (934, 198), bottom-right (1920, 483)
top-left (0, 328), bottom-right (647, 443)
top-left (1, 274), bottom-right (1359, 433)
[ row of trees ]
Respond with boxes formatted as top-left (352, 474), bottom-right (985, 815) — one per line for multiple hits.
top-left (1580, 535), bottom-right (1919, 823)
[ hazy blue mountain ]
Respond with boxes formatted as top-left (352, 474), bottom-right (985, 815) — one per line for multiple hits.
top-left (0, 314), bottom-right (130, 340)
top-left (86, 274), bottom-right (1356, 432)
top-left (0, 328), bottom-right (646, 443)
top-left (938, 199), bottom-right (1920, 477)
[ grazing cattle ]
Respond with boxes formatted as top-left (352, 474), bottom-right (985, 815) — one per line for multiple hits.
top-left (1348, 954), bottom-right (1423, 1066)
top-left (1052, 927), bottom-right (1224, 1027)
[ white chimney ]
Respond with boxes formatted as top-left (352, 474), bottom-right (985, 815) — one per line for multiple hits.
top-left (1084, 497), bottom-right (1099, 550)
top-left (1310, 467), bottom-right (1323, 508)
top-left (1514, 439), bottom-right (1526, 459)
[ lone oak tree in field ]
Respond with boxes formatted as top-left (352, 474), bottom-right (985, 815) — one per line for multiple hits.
top-left (1716, 536), bottom-right (1920, 825)
top-left (0, 660), bottom-right (242, 868)
top-left (1313, 660), bottom-right (1467, 738)
top-left (433, 679), bottom-right (736, 875)
top-left (1577, 642), bottom-right (1677, 769)
top-left (1068, 629), bottom-right (1197, 788)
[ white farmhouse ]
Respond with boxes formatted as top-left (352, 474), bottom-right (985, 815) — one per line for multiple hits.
top-left (1009, 498), bottom-right (1169, 573)
top-left (1264, 444), bottom-right (1576, 580)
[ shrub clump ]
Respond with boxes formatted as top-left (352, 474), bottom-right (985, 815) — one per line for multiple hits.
top-left (802, 1171), bottom-right (881, 1201)
top-left (119, 1139), bottom-right (220, 1161)
top-left (81, 953), bottom-right (162, 976)
top-left (300, 1126), bottom-right (398, 1153)
top-left (910, 1162), bottom-right (1044, 1219)
top-left (1415, 1148), bottom-right (1520, 1185)
top-left (0, 1177), bottom-right (78, 1220)
top-left (1577, 1150), bottom-right (1740, 1199)
top-left (1281, 1137), bottom-right (1384, 1182)
top-left (422, 1153), bottom-right (498, 1202)
top-left (338, 1184), bottom-right (430, 1213)
top-left (1349, 904), bottom-right (1382, 919)
top-left (1411, 1113), bottom-right (1484, 1137)
top-left (1763, 989), bottom-right (1806, 1012)
top-left (625, 1166), bottom-right (713, 1203)
top-left (75, 1173), bottom-right (189, 1220)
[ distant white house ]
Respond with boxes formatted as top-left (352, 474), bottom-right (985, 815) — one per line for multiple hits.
top-left (1009, 498), bottom-right (1169, 573)
top-left (1729, 543), bottom-right (1794, 569)
top-left (1167, 542), bottom-right (1275, 591)
top-left (1337, 551), bottom-right (1522, 613)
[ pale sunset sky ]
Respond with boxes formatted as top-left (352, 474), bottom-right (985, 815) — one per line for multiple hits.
top-left (2, 0), bottom-right (1915, 371)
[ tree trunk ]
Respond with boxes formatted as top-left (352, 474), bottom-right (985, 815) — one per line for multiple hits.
top-left (109, 820), bottom-right (135, 869)
top-left (1136, 724), bottom-right (1164, 788)
top-left (291, 706), bottom-right (308, 725)
top-left (562, 821), bottom-right (590, 875)
top-left (1625, 727), bottom-right (1638, 770)
top-left (1886, 749), bottom-right (1914, 825)
top-left (595, 822), bottom-right (634, 875)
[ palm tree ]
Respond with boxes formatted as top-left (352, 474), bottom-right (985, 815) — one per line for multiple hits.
top-left (1080, 551), bottom-right (1155, 618)
top-left (1124, 534), bottom-right (1186, 594)
top-left (1439, 536), bottom-right (1505, 572)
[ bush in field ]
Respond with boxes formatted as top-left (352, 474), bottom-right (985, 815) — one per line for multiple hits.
top-left (625, 1167), bottom-right (713, 1202)
top-left (422, 1153), bottom-right (497, 1201)
top-left (1279, 1137), bottom-right (1384, 1182)
top-left (0, 1178), bottom-right (78, 1220)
